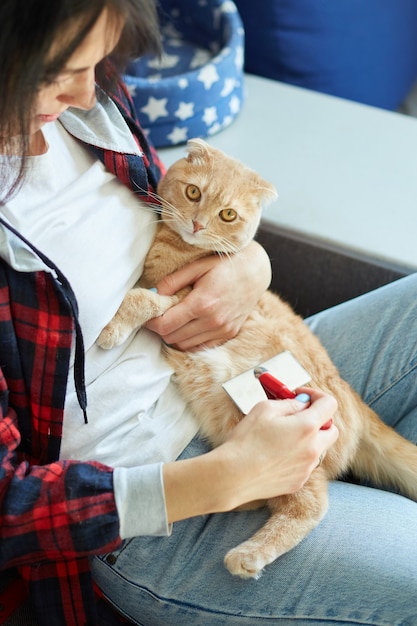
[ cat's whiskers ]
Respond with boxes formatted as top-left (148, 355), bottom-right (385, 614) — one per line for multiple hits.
top-left (160, 204), bottom-right (181, 221)
top-left (209, 237), bottom-right (259, 284)
top-left (134, 202), bottom-right (164, 227)
top-left (125, 183), bottom-right (163, 214)
top-left (131, 181), bottom-right (164, 203)
top-left (131, 183), bottom-right (179, 217)
top-left (130, 181), bottom-right (187, 229)
top-left (203, 232), bottom-right (242, 256)
top-left (157, 196), bottom-right (182, 219)
top-left (161, 201), bottom-right (194, 233)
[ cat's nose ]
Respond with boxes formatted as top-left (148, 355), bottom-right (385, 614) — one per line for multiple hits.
top-left (192, 220), bottom-right (205, 233)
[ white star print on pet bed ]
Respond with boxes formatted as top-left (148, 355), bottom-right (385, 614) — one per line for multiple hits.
top-left (124, 0), bottom-right (244, 147)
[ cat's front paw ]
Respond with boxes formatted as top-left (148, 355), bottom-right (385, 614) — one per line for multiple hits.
top-left (224, 541), bottom-right (282, 580)
top-left (97, 322), bottom-right (130, 350)
top-left (224, 545), bottom-right (264, 580)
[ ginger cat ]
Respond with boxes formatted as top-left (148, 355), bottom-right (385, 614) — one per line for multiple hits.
top-left (98, 138), bottom-right (417, 579)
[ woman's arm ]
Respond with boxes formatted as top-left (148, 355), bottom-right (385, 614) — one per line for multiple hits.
top-left (146, 240), bottom-right (272, 351)
top-left (163, 389), bottom-right (338, 523)
top-left (0, 381), bottom-right (122, 568)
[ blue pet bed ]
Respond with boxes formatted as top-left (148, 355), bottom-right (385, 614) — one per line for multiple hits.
top-left (124, 0), bottom-right (244, 147)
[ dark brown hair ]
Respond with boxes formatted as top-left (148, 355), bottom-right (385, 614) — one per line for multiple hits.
top-left (0, 0), bottom-right (161, 199)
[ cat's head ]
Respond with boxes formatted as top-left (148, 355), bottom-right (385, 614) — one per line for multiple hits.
top-left (157, 138), bottom-right (277, 253)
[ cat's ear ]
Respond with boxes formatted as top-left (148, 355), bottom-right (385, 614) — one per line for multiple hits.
top-left (255, 177), bottom-right (278, 208)
top-left (185, 138), bottom-right (212, 165)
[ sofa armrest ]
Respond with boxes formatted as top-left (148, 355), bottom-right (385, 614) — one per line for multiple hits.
top-left (256, 221), bottom-right (412, 318)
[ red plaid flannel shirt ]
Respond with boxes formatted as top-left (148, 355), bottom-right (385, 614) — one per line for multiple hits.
top-left (0, 78), bottom-right (165, 625)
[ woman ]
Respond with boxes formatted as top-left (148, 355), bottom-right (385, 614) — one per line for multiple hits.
top-left (0, 1), bottom-right (415, 625)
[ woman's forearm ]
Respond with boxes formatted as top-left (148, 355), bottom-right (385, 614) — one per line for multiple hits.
top-left (163, 447), bottom-right (238, 523)
top-left (163, 392), bottom-right (339, 523)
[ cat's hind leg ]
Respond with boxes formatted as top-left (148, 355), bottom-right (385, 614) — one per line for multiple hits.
top-left (224, 469), bottom-right (329, 579)
top-left (97, 287), bottom-right (178, 349)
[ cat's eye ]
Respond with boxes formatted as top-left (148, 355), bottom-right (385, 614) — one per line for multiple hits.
top-left (185, 184), bottom-right (201, 201)
top-left (219, 208), bottom-right (237, 222)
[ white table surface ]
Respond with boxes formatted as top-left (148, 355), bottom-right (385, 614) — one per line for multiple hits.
top-left (159, 74), bottom-right (417, 271)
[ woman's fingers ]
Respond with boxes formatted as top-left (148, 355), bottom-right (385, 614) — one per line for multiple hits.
top-left (222, 389), bottom-right (339, 504)
top-left (146, 241), bottom-right (271, 350)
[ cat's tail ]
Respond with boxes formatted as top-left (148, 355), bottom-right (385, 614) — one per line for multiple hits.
top-left (351, 409), bottom-right (417, 501)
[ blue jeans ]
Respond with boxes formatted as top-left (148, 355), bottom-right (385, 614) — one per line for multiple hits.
top-left (91, 274), bottom-right (417, 625)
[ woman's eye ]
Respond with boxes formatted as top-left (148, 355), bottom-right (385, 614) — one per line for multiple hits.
top-left (219, 208), bottom-right (237, 222)
top-left (185, 185), bottom-right (201, 201)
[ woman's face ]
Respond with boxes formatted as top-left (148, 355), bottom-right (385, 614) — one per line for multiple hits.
top-left (32, 9), bottom-right (123, 138)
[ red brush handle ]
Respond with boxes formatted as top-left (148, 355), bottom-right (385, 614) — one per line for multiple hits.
top-left (258, 372), bottom-right (296, 400)
top-left (256, 370), bottom-right (333, 430)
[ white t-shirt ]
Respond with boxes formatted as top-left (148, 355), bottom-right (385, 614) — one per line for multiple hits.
top-left (1, 117), bottom-right (199, 537)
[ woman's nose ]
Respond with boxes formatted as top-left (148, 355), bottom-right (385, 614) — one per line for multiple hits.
top-left (57, 69), bottom-right (97, 110)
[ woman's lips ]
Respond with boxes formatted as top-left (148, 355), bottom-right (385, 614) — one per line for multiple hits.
top-left (36, 113), bottom-right (62, 123)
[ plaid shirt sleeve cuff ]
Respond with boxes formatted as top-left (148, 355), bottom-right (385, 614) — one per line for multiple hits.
top-left (113, 463), bottom-right (171, 538)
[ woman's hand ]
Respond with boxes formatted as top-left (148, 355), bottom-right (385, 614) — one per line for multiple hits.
top-left (145, 241), bottom-right (271, 350)
top-left (163, 389), bottom-right (339, 523)
top-left (219, 389), bottom-right (338, 506)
